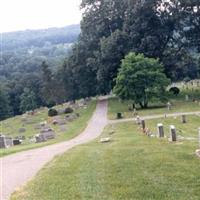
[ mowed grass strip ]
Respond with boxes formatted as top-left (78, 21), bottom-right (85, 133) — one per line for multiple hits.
top-left (11, 116), bottom-right (200, 200)
top-left (108, 97), bottom-right (200, 119)
top-left (0, 101), bottom-right (96, 157)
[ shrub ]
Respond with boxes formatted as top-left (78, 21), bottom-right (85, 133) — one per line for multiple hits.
top-left (64, 107), bottom-right (74, 114)
top-left (48, 108), bottom-right (58, 117)
top-left (117, 113), bottom-right (122, 119)
top-left (169, 87), bottom-right (180, 96)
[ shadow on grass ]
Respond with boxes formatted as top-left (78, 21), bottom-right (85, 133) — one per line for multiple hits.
top-left (136, 105), bottom-right (166, 111)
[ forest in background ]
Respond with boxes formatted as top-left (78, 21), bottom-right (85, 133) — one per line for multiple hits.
top-left (0, 24), bottom-right (80, 119)
top-left (0, 0), bottom-right (200, 120)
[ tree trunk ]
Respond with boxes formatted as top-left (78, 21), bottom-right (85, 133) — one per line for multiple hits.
top-left (144, 102), bottom-right (148, 108)
top-left (139, 102), bottom-right (148, 109)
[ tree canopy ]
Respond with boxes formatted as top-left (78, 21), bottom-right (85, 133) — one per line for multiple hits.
top-left (61, 0), bottom-right (200, 98)
top-left (114, 53), bottom-right (170, 108)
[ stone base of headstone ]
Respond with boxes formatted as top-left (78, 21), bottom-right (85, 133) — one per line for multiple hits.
top-left (100, 137), bottom-right (111, 143)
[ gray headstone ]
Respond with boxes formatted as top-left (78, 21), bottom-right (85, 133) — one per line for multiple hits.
top-left (19, 128), bottom-right (26, 133)
top-left (141, 120), bottom-right (145, 132)
top-left (13, 139), bottom-right (22, 146)
top-left (0, 135), bottom-right (13, 148)
top-left (182, 115), bottom-right (186, 123)
top-left (0, 135), bottom-right (6, 148)
top-left (170, 125), bottom-right (177, 142)
top-left (199, 128), bottom-right (200, 148)
top-left (157, 123), bottom-right (164, 138)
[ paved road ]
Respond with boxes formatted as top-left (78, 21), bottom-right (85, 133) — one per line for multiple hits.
top-left (109, 111), bottom-right (200, 124)
top-left (0, 99), bottom-right (108, 200)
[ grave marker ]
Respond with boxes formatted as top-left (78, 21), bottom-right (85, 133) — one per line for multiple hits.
top-left (170, 125), bottom-right (177, 142)
top-left (157, 123), bottom-right (164, 138)
top-left (0, 135), bottom-right (13, 148)
top-left (141, 120), bottom-right (145, 133)
top-left (182, 115), bottom-right (187, 123)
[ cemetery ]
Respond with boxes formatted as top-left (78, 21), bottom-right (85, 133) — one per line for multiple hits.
top-left (4, 89), bottom-right (200, 200)
top-left (108, 88), bottom-right (200, 120)
top-left (11, 110), bottom-right (200, 200)
top-left (0, 99), bottom-right (95, 157)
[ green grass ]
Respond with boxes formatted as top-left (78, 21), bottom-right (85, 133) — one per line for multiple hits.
top-left (108, 97), bottom-right (200, 119)
top-left (11, 115), bottom-right (200, 200)
top-left (0, 101), bottom-right (96, 157)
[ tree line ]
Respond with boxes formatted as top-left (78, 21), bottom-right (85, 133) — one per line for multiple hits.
top-left (0, 0), bottom-right (200, 120)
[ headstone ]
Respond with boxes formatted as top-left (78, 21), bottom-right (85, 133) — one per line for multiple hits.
top-left (141, 120), bottom-right (145, 133)
top-left (0, 135), bottom-right (6, 148)
top-left (15, 136), bottom-right (26, 140)
top-left (157, 123), bottom-right (164, 138)
top-left (65, 114), bottom-right (77, 122)
top-left (57, 109), bottom-right (65, 115)
top-left (198, 128), bottom-right (200, 148)
top-left (40, 128), bottom-right (56, 140)
top-left (35, 134), bottom-right (47, 143)
top-left (167, 102), bottom-right (172, 110)
top-left (59, 125), bottom-right (68, 132)
top-left (40, 121), bottom-right (47, 127)
top-left (185, 95), bottom-right (189, 101)
top-left (35, 128), bottom-right (55, 143)
top-left (170, 125), bottom-right (177, 142)
top-left (133, 108), bottom-right (137, 117)
top-left (13, 139), bottom-right (22, 146)
top-left (18, 128), bottom-right (26, 133)
top-left (0, 135), bottom-right (13, 148)
top-left (52, 119), bottom-right (58, 125)
top-left (181, 115), bottom-right (187, 123)
top-left (136, 115), bottom-right (141, 124)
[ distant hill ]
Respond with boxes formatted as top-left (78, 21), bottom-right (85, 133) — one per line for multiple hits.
top-left (0, 24), bottom-right (80, 82)
top-left (2, 24), bottom-right (80, 51)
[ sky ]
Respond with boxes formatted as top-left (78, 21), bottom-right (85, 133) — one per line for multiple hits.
top-left (0, 0), bottom-right (82, 33)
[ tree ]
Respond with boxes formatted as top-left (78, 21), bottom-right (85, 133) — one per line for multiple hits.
top-left (20, 88), bottom-right (38, 113)
top-left (0, 87), bottom-right (11, 120)
top-left (114, 53), bottom-right (170, 108)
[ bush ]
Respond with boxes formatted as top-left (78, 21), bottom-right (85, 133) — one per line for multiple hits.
top-left (64, 107), bottom-right (74, 114)
top-left (117, 113), bottom-right (122, 119)
top-left (48, 108), bottom-right (58, 117)
top-left (169, 87), bottom-right (180, 96)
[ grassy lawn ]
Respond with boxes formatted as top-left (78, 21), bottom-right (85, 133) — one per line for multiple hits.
top-left (108, 97), bottom-right (200, 119)
top-left (11, 115), bottom-right (200, 200)
top-left (0, 101), bottom-right (96, 157)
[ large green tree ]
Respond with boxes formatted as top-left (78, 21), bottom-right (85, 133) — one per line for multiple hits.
top-left (114, 53), bottom-right (170, 108)
top-left (0, 87), bottom-right (11, 120)
top-left (61, 0), bottom-right (199, 99)
top-left (20, 88), bottom-right (38, 112)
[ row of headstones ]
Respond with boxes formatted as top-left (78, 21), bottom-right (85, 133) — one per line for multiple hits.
top-left (0, 135), bottom-right (21, 148)
top-left (140, 119), bottom-right (200, 157)
top-left (172, 80), bottom-right (200, 88)
top-left (141, 120), bottom-right (177, 142)
top-left (0, 127), bottom-right (56, 148)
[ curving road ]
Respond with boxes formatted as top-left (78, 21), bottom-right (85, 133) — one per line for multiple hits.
top-left (0, 99), bottom-right (108, 200)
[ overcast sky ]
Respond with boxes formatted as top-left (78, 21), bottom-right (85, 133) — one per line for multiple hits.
top-left (0, 0), bottom-right (82, 33)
